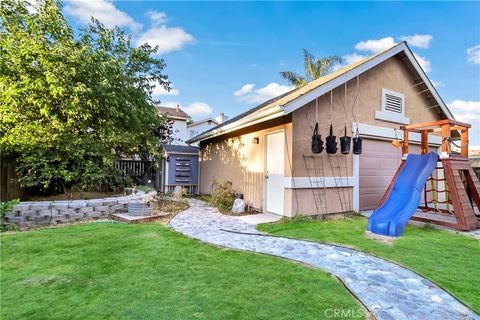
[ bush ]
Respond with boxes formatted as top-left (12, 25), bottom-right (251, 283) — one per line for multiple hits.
top-left (0, 199), bottom-right (19, 232)
top-left (211, 180), bottom-right (236, 214)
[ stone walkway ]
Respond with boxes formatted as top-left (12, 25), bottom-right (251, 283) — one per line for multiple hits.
top-left (170, 199), bottom-right (479, 320)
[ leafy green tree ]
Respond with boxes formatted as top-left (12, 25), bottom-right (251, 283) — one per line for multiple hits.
top-left (280, 49), bottom-right (343, 87)
top-left (0, 0), bottom-right (171, 194)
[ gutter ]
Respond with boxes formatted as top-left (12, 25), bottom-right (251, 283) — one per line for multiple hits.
top-left (187, 105), bottom-right (285, 144)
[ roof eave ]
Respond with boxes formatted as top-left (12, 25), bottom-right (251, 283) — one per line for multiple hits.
top-left (187, 105), bottom-right (285, 143)
top-left (283, 42), bottom-right (454, 120)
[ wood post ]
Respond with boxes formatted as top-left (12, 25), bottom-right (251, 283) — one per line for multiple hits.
top-left (461, 129), bottom-right (468, 156)
top-left (421, 130), bottom-right (429, 154)
top-left (402, 129), bottom-right (409, 156)
top-left (441, 123), bottom-right (451, 154)
top-left (386, 120), bottom-right (479, 231)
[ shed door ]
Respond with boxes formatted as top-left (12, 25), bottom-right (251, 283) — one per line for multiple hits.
top-left (265, 131), bottom-right (284, 215)
top-left (359, 139), bottom-right (422, 210)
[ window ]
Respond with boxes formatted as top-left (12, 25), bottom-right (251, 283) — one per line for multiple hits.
top-left (375, 88), bottom-right (410, 124)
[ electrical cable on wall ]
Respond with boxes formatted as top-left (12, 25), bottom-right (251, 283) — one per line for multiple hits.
top-left (283, 115), bottom-right (299, 217)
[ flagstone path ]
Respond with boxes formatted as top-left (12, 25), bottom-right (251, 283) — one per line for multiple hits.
top-left (170, 199), bottom-right (478, 320)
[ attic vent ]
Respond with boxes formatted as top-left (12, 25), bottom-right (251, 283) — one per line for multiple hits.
top-left (384, 93), bottom-right (403, 113)
top-left (375, 88), bottom-right (410, 124)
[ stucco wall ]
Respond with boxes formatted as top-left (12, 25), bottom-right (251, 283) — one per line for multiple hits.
top-left (199, 55), bottom-right (443, 217)
top-left (288, 56), bottom-right (442, 216)
top-left (199, 118), bottom-right (292, 210)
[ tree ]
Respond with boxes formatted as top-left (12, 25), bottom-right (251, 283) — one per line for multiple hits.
top-left (0, 0), bottom-right (171, 194)
top-left (280, 49), bottom-right (343, 87)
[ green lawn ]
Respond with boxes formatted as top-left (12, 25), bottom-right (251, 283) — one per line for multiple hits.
top-left (1, 222), bottom-right (364, 320)
top-left (258, 216), bottom-right (480, 314)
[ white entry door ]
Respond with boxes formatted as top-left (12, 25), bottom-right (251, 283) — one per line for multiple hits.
top-left (265, 131), bottom-right (284, 215)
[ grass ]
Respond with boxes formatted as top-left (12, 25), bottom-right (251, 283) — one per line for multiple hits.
top-left (258, 216), bottom-right (480, 314)
top-left (1, 223), bottom-right (365, 320)
top-left (135, 185), bottom-right (155, 193)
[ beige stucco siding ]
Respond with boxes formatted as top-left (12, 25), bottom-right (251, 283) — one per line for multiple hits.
top-left (289, 56), bottom-right (442, 216)
top-left (199, 118), bottom-right (292, 210)
top-left (199, 54), bottom-right (443, 217)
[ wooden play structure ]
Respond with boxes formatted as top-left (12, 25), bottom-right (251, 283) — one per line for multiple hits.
top-left (381, 119), bottom-right (480, 231)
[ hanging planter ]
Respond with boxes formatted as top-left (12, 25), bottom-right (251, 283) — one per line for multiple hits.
top-left (326, 124), bottom-right (337, 154)
top-left (311, 122), bottom-right (324, 154)
top-left (340, 126), bottom-right (351, 155)
top-left (353, 126), bottom-right (362, 155)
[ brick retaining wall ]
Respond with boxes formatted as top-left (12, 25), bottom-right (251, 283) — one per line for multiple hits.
top-left (4, 192), bottom-right (155, 230)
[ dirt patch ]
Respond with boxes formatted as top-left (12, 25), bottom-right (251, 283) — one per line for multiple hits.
top-left (152, 199), bottom-right (189, 214)
top-left (19, 276), bottom-right (71, 286)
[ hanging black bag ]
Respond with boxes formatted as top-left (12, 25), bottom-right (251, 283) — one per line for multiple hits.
top-left (311, 123), bottom-right (324, 154)
top-left (353, 126), bottom-right (362, 155)
top-left (340, 126), bottom-right (351, 155)
top-left (326, 124), bottom-right (337, 154)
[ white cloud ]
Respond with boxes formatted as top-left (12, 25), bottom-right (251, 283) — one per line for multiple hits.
top-left (161, 101), bottom-right (213, 117)
top-left (431, 80), bottom-right (443, 87)
top-left (151, 81), bottom-right (179, 97)
top-left (136, 12), bottom-right (194, 54)
top-left (414, 53), bottom-right (432, 73)
top-left (399, 34), bottom-right (433, 49)
top-left (354, 37), bottom-right (397, 53)
top-left (448, 100), bottom-right (480, 124)
top-left (343, 53), bottom-right (367, 65)
top-left (332, 53), bottom-right (367, 72)
top-left (183, 102), bottom-right (213, 116)
top-left (146, 10), bottom-right (167, 26)
top-left (234, 84), bottom-right (255, 97)
top-left (136, 26), bottom-right (194, 54)
top-left (234, 83), bottom-right (294, 104)
top-left (448, 100), bottom-right (480, 143)
top-left (64, 0), bottom-right (142, 31)
top-left (467, 45), bottom-right (480, 64)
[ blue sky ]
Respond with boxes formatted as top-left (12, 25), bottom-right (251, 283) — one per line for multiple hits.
top-left (60, 1), bottom-right (480, 143)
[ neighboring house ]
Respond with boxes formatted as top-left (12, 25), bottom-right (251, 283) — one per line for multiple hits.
top-left (468, 146), bottom-right (480, 180)
top-left (157, 106), bottom-right (191, 145)
top-left (188, 42), bottom-right (455, 217)
top-left (157, 107), bottom-right (228, 193)
top-left (188, 118), bottom-right (219, 147)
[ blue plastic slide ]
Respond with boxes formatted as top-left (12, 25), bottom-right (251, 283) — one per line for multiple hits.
top-left (367, 152), bottom-right (438, 237)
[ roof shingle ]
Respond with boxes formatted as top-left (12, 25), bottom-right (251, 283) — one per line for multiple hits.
top-left (157, 106), bottom-right (191, 119)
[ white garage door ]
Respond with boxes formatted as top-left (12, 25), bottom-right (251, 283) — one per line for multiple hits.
top-left (359, 139), bottom-right (422, 210)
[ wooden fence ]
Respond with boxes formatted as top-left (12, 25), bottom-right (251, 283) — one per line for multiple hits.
top-left (115, 160), bottom-right (160, 189)
top-left (1, 158), bottom-right (25, 201)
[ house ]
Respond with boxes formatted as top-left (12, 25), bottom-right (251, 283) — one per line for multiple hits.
top-left (468, 146), bottom-right (480, 180)
top-left (157, 107), bottom-right (228, 193)
top-left (187, 113), bottom-right (229, 146)
top-left (187, 42), bottom-right (455, 217)
top-left (157, 105), bottom-right (191, 145)
top-left (188, 118), bottom-right (219, 147)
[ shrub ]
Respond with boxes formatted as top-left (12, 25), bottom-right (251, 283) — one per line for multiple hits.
top-left (0, 199), bottom-right (19, 232)
top-left (211, 180), bottom-right (236, 213)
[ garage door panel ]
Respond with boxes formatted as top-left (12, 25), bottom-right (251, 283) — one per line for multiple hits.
top-left (359, 140), bottom-right (426, 210)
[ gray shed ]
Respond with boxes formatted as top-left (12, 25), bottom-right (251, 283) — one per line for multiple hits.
top-left (161, 145), bottom-right (199, 194)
